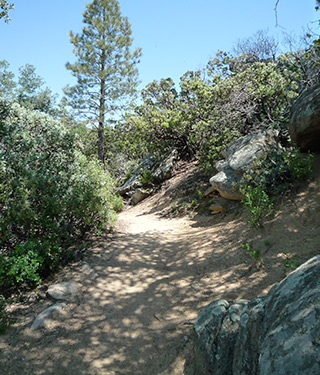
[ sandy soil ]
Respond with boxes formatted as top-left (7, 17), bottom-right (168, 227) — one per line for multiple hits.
top-left (0, 158), bottom-right (319, 375)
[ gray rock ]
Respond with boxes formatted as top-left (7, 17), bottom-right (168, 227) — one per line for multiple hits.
top-left (118, 151), bottom-right (180, 204)
top-left (209, 132), bottom-right (278, 200)
top-left (47, 281), bottom-right (79, 301)
top-left (152, 149), bottom-right (179, 183)
top-left (117, 154), bottom-right (158, 195)
top-left (289, 83), bottom-right (320, 151)
top-left (209, 169), bottom-right (244, 201)
top-left (193, 256), bottom-right (320, 375)
top-left (80, 262), bottom-right (98, 279)
top-left (31, 303), bottom-right (66, 331)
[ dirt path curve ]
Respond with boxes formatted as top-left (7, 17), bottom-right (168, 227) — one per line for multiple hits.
top-left (0, 201), bottom-right (244, 375)
top-left (1, 205), bottom-right (207, 375)
top-left (3, 171), bottom-right (319, 375)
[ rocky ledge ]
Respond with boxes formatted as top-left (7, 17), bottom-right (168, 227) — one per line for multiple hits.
top-left (193, 255), bottom-right (320, 375)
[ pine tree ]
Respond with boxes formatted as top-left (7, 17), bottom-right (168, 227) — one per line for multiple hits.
top-left (64, 0), bottom-right (141, 164)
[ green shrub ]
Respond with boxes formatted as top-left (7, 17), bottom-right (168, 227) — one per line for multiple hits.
top-left (1, 239), bottom-right (65, 289)
top-left (242, 185), bottom-right (275, 227)
top-left (285, 149), bottom-right (314, 181)
top-left (241, 243), bottom-right (261, 261)
top-left (0, 99), bottom-right (122, 293)
top-left (140, 169), bottom-right (154, 187)
top-left (243, 148), bottom-right (314, 196)
top-left (283, 252), bottom-right (300, 271)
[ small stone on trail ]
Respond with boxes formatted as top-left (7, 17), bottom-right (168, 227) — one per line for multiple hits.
top-left (47, 281), bottom-right (79, 301)
top-left (191, 283), bottom-right (201, 291)
top-left (31, 303), bottom-right (66, 331)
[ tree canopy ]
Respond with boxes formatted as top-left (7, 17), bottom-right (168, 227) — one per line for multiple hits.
top-left (0, 0), bottom-right (14, 23)
top-left (0, 61), bottom-right (59, 116)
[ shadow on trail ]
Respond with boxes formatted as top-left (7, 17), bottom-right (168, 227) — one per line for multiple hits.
top-left (2, 157), bottom-right (320, 375)
top-left (0, 217), bottom-right (292, 375)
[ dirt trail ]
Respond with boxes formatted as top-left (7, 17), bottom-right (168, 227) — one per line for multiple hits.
top-left (1, 161), bottom-right (320, 375)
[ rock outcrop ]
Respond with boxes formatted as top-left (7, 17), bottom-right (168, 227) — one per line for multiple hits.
top-left (193, 255), bottom-right (320, 375)
top-left (209, 132), bottom-right (278, 200)
top-left (152, 149), bottom-right (179, 183)
top-left (289, 83), bottom-right (320, 151)
top-left (118, 150), bottom-right (179, 204)
top-left (117, 154), bottom-right (158, 196)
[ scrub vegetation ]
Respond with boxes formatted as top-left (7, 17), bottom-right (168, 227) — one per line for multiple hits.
top-left (0, 0), bottom-right (319, 332)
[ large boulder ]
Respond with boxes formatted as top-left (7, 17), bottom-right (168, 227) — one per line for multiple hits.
top-left (289, 83), bottom-right (320, 151)
top-left (193, 255), bottom-right (320, 375)
top-left (209, 132), bottom-right (278, 200)
top-left (209, 168), bottom-right (244, 200)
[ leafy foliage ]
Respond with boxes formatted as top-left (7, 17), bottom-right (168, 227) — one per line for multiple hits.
top-left (0, 100), bottom-right (122, 293)
top-left (140, 170), bottom-right (154, 187)
top-left (0, 0), bottom-right (14, 23)
top-left (241, 147), bottom-right (313, 227)
top-left (241, 243), bottom-right (261, 261)
top-left (16, 64), bottom-right (58, 116)
top-left (243, 148), bottom-right (314, 196)
top-left (242, 185), bottom-right (275, 227)
top-left (282, 252), bottom-right (300, 272)
top-left (121, 41), bottom-right (302, 174)
top-left (0, 60), bottom-right (16, 99)
top-left (0, 60), bottom-right (59, 116)
top-left (286, 149), bottom-right (314, 180)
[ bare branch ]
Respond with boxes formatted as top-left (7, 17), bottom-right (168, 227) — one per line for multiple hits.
top-left (274, 0), bottom-right (280, 27)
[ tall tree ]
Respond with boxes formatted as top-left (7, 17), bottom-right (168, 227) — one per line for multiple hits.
top-left (64, 0), bottom-right (141, 164)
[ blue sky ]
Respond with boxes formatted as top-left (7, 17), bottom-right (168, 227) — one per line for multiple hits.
top-left (0, 0), bottom-right (318, 98)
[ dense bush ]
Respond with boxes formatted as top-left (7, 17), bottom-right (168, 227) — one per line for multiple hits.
top-left (0, 99), bottom-right (123, 294)
top-left (117, 47), bottom-right (302, 175)
top-left (242, 148), bottom-right (314, 196)
top-left (240, 147), bottom-right (314, 227)
top-left (242, 185), bottom-right (275, 227)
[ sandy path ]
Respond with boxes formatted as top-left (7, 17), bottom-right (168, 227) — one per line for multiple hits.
top-left (0, 205), bottom-right (244, 375)
top-left (1, 167), bottom-right (319, 375)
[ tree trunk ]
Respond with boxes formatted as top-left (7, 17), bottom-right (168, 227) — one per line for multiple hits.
top-left (98, 15), bottom-right (106, 166)
top-left (98, 121), bottom-right (105, 165)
